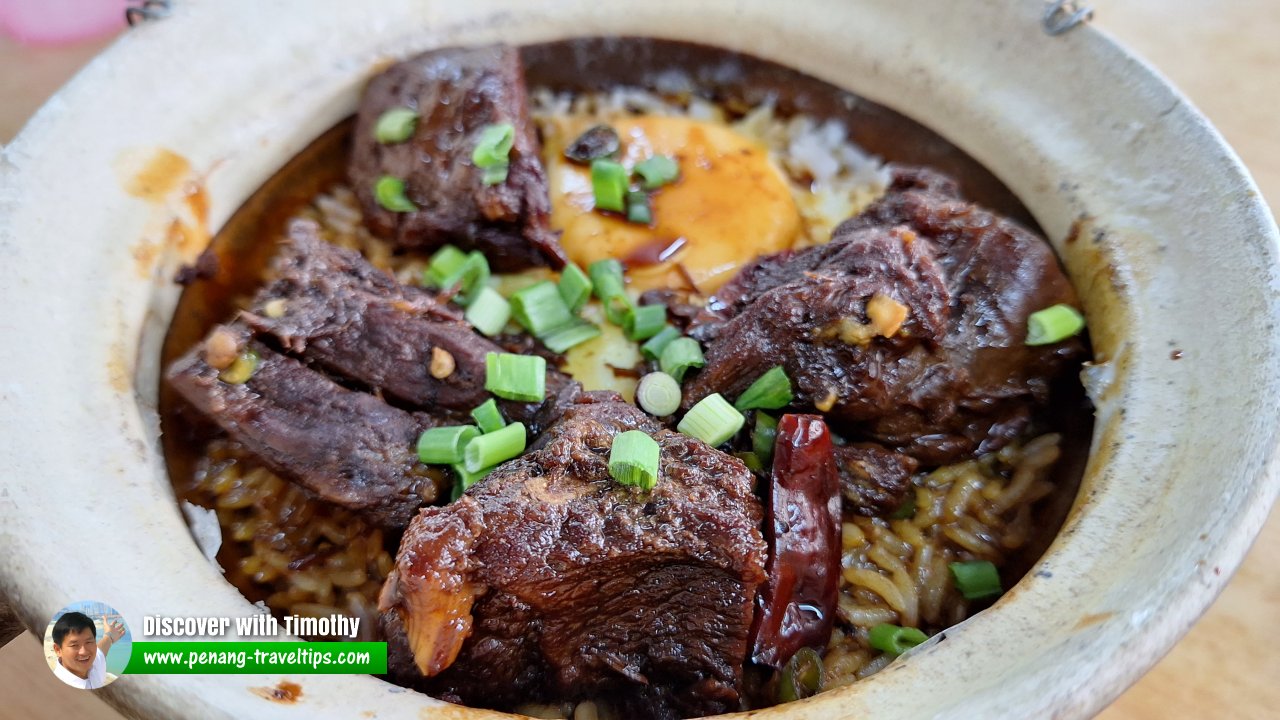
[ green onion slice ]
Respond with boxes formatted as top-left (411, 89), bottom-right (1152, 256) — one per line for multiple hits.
top-left (609, 430), bottom-right (661, 491)
top-left (218, 350), bottom-right (260, 385)
top-left (677, 393), bottom-right (745, 447)
top-left (636, 371), bottom-right (682, 417)
top-left (868, 623), bottom-right (929, 656)
top-left (472, 123), bottom-right (515, 168)
top-left (776, 647), bottom-right (824, 703)
top-left (948, 560), bottom-right (1003, 600)
top-left (752, 412), bottom-right (779, 465)
top-left (640, 325), bottom-right (682, 360)
top-left (463, 421), bottom-right (526, 473)
top-left (590, 158), bottom-right (628, 213)
top-left (624, 303), bottom-right (667, 341)
top-left (374, 175), bottom-right (417, 212)
top-left (734, 451), bottom-right (764, 472)
top-left (511, 280), bottom-right (575, 337)
top-left (734, 366), bottom-right (794, 411)
top-left (625, 189), bottom-right (653, 225)
top-left (557, 263), bottom-right (593, 313)
top-left (470, 399), bottom-right (506, 434)
top-left (634, 154), bottom-right (680, 190)
top-left (423, 245), bottom-right (467, 288)
top-left (541, 320), bottom-right (602, 354)
top-left (588, 258), bottom-right (633, 325)
top-left (450, 462), bottom-right (494, 501)
top-left (417, 425), bottom-right (481, 465)
top-left (438, 251), bottom-right (490, 306)
top-left (484, 352), bottom-right (546, 403)
top-left (373, 107), bottom-right (418, 144)
top-left (481, 164), bottom-right (509, 186)
top-left (1025, 303), bottom-right (1085, 346)
top-left (659, 336), bottom-right (705, 382)
top-left (464, 286), bottom-right (511, 337)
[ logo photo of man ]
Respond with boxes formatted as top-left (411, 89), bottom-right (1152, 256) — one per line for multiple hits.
top-left (45, 605), bottom-right (129, 690)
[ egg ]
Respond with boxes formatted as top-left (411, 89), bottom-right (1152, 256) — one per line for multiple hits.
top-left (545, 115), bottom-right (802, 293)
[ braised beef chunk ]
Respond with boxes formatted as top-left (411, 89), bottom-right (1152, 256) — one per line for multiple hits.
top-left (349, 44), bottom-right (566, 271)
top-left (166, 324), bottom-right (436, 529)
top-left (245, 220), bottom-right (576, 435)
top-left (834, 443), bottom-right (918, 516)
top-left (687, 167), bottom-right (1085, 465)
top-left (379, 398), bottom-right (767, 719)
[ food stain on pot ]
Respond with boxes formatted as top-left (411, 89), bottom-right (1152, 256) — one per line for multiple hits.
top-left (250, 680), bottom-right (303, 703)
top-left (1073, 611), bottom-right (1114, 630)
top-left (116, 147), bottom-right (212, 277)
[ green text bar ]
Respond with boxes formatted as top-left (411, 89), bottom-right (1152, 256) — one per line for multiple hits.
top-left (124, 641), bottom-right (387, 674)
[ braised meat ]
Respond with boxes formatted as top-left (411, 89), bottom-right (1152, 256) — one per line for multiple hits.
top-left (245, 220), bottom-right (576, 435)
top-left (834, 443), bottom-right (918, 516)
top-left (166, 324), bottom-right (437, 529)
top-left (348, 44), bottom-right (566, 270)
top-left (379, 397), bottom-right (767, 719)
top-left (686, 167), bottom-right (1085, 465)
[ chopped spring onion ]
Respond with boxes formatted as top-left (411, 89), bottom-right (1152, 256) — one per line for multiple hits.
top-left (219, 349), bottom-right (260, 384)
top-left (734, 451), bottom-right (764, 472)
top-left (624, 303), bottom-right (667, 341)
top-left (776, 647), bottom-right (823, 703)
top-left (640, 325), bottom-right (682, 360)
top-left (678, 393), bottom-right (745, 447)
top-left (464, 421), bottom-right (527, 473)
top-left (374, 175), bottom-right (417, 212)
top-left (659, 336), bottom-right (705, 382)
top-left (948, 560), bottom-right (1003, 600)
top-left (470, 399), bottom-right (506, 434)
top-left (423, 245), bottom-right (467, 288)
top-left (1025, 303), bottom-right (1085, 346)
top-left (438, 251), bottom-right (490, 306)
top-left (464, 286), bottom-right (511, 337)
top-left (541, 320), bottom-right (602, 353)
top-left (868, 623), bottom-right (929, 656)
top-left (636, 371), bottom-right (682, 417)
top-left (417, 425), bottom-right (481, 465)
top-left (564, 124), bottom-right (620, 164)
top-left (511, 280), bottom-right (574, 337)
top-left (481, 164), bottom-right (509, 185)
top-left (557, 263), bottom-right (593, 313)
top-left (588, 258), bottom-right (633, 325)
top-left (484, 352), bottom-right (546, 402)
top-left (634, 154), bottom-right (680, 190)
top-left (608, 430), bottom-right (661, 490)
top-left (889, 490), bottom-right (918, 520)
top-left (373, 107), bottom-right (419, 144)
top-left (450, 462), bottom-right (494, 500)
top-left (734, 366), bottom-right (794, 411)
top-left (625, 190), bottom-right (653, 225)
top-left (752, 412), bottom-right (779, 465)
top-left (590, 158), bottom-right (628, 213)
top-left (472, 122), bottom-right (515, 186)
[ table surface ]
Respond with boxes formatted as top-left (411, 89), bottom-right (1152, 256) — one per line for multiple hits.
top-left (1, 1), bottom-right (1276, 717)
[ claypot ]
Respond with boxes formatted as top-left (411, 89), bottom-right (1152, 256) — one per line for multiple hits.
top-left (1, 1), bottom-right (1277, 718)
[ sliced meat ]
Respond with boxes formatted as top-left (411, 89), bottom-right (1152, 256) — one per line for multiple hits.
top-left (834, 443), bottom-right (918, 516)
top-left (245, 220), bottom-right (575, 436)
top-left (686, 166), bottom-right (1086, 465)
top-left (166, 324), bottom-right (437, 529)
top-left (348, 44), bottom-right (566, 271)
top-left (379, 397), bottom-right (767, 719)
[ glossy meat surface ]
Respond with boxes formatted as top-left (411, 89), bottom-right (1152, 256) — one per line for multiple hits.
top-left (380, 398), bottom-right (767, 718)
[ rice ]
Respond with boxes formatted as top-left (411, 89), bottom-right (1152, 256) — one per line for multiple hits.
top-left (177, 86), bottom-right (1070, 700)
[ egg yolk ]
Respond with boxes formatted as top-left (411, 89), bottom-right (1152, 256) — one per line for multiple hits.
top-left (545, 115), bottom-right (801, 293)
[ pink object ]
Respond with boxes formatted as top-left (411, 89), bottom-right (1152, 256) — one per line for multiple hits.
top-left (0, 0), bottom-right (127, 46)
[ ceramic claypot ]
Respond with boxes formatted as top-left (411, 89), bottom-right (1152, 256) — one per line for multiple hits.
top-left (1, 1), bottom-right (1277, 718)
